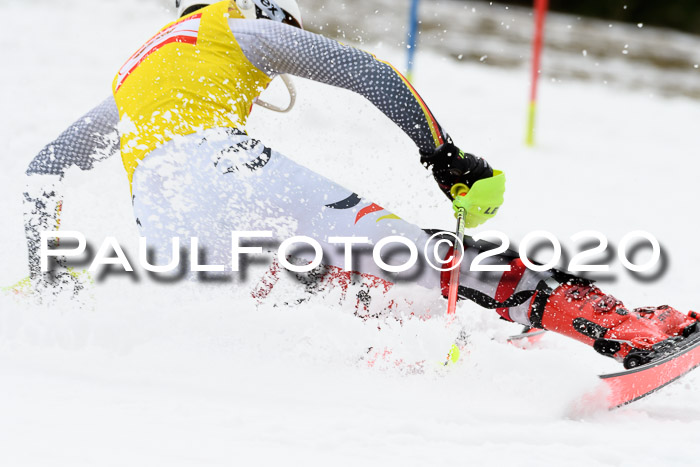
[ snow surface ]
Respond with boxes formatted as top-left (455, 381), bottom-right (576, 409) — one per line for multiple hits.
top-left (1, 1), bottom-right (700, 466)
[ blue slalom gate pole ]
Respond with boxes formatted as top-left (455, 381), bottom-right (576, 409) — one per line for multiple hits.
top-left (406, 0), bottom-right (420, 81)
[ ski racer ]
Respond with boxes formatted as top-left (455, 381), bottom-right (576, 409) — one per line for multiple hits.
top-left (26, 0), bottom-right (700, 369)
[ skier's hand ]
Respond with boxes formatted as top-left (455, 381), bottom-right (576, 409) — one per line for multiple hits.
top-left (451, 170), bottom-right (506, 228)
top-left (420, 138), bottom-right (493, 199)
top-left (31, 268), bottom-right (94, 307)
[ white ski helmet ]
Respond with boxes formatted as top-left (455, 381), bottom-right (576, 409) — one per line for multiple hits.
top-left (175, 0), bottom-right (302, 28)
top-left (174, 0), bottom-right (210, 17)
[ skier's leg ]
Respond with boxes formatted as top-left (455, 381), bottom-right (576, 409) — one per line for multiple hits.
top-left (131, 130), bottom-right (436, 284)
top-left (131, 131), bottom-right (544, 313)
top-left (131, 132), bottom-right (700, 367)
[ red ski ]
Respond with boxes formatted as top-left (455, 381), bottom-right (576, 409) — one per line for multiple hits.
top-left (590, 334), bottom-right (700, 409)
top-left (506, 326), bottom-right (547, 347)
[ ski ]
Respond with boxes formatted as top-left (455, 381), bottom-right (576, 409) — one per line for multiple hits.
top-left (506, 325), bottom-right (547, 345)
top-left (587, 332), bottom-right (700, 410)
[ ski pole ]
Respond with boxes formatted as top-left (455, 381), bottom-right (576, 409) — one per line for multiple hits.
top-left (446, 183), bottom-right (469, 318)
top-left (442, 183), bottom-right (469, 365)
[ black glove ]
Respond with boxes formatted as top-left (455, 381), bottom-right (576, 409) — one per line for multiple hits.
top-left (420, 138), bottom-right (493, 199)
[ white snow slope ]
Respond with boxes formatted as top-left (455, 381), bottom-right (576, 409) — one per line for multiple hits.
top-left (1, 1), bottom-right (700, 466)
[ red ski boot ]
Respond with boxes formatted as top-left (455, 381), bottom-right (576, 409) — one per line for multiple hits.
top-left (531, 282), bottom-right (700, 369)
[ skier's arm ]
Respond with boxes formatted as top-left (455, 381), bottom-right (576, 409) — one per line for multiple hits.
top-left (231, 20), bottom-right (445, 153)
top-left (232, 20), bottom-right (502, 219)
top-left (23, 96), bottom-right (119, 283)
top-left (25, 96), bottom-right (119, 178)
